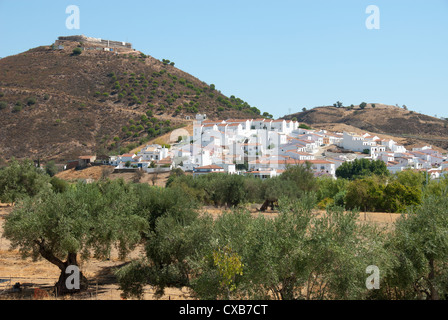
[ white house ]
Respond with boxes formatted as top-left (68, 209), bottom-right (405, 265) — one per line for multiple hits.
top-left (282, 150), bottom-right (315, 161)
top-left (248, 168), bottom-right (282, 180)
top-left (137, 145), bottom-right (169, 162)
top-left (193, 164), bottom-right (225, 177)
top-left (270, 119), bottom-right (287, 132)
top-left (225, 119), bottom-right (253, 132)
top-left (342, 132), bottom-right (388, 155)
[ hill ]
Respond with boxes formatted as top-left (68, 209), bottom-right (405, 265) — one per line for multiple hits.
top-left (283, 103), bottom-right (448, 151)
top-left (0, 37), bottom-right (269, 162)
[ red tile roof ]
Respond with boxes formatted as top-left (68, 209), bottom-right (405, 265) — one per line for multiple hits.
top-left (195, 165), bottom-right (224, 170)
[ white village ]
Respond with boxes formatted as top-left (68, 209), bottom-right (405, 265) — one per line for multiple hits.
top-left (78, 114), bottom-right (448, 181)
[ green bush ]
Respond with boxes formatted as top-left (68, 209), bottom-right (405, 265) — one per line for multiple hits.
top-left (336, 158), bottom-right (389, 180)
top-left (26, 97), bottom-right (36, 106)
top-left (0, 159), bottom-right (51, 203)
top-left (72, 47), bottom-right (82, 55)
top-left (12, 105), bottom-right (22, 113)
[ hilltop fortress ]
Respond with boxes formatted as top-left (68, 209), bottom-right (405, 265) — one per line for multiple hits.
top-left (55, 35), bottom-right (133, 50)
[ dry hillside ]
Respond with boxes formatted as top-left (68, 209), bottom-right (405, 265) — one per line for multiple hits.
top-left (0, 39), bottom-right (266, 162)
top-left (283, 103), bottom-right (448, 151)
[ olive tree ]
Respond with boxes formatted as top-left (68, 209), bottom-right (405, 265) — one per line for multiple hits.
top-left (385, 195), bottom-right (448, 300)
top-left (0, 159), bottom-right (51, 204)
top-left (3, 180), bottom-right (148, 295)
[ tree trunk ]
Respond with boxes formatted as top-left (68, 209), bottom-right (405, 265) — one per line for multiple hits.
top-left (279, 277), bottom-right (296, 300)
top-left (34, 241), bottom-right (89, 295)
top-left (428, 258), bottom-right (439, 300)
top-left (55, 253), bottom-right (89, 296)
top-left (260, 199), bottom-right (277, 212)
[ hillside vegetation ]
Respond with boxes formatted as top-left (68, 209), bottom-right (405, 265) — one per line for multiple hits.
top-left (283, 103), bottom-right (448, 151)
top-left (0, 40), bottom-right (269, 162)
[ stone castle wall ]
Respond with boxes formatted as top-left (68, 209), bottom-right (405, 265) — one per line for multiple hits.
top-left (56, 35), bottom-right (132, 49)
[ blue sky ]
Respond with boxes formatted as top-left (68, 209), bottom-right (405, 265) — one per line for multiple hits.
top-left (0, 0), bottom-right (447, 119)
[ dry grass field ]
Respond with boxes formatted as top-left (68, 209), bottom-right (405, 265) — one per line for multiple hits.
top-left (0, 202), bottom-right (402, 300)
top-left (55, 166), bottom-right (174, 188)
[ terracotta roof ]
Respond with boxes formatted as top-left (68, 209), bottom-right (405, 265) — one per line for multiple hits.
top-left (195, 165), bottom-right (224, 170)
top-left (202, 119), bottom-right (220, 124)
top-left (157, 158), bottom-right (172, 164)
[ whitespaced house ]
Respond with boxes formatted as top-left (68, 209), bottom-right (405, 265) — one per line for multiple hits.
top-left (193, 164), bottom-right (225, 177)
top-left (301, 132), bottom-right (325, 146)
top-left (219, 163), bottom-right (237, 175)
top-left (241, 142), bottom-right (264, 157)
top-left (226, 123), bottom-right (244, 135)
top-left (341, 132), bottom-right (386, 154)
top-left (252, 118), bottom-right (269, 130)
top-left (379, 152), bottom-right (397, 162)
top-left (282, 150), bottom-right (315, 161)
top-left (226, 118), bottom-right (253, 130)
top-left (196, 113), bottom-right (207, 121)
top-left (324, 133), bottom-right (344, 145)
top-left (386, 161), bottom-right (406, 174)
top-left (120, 153), bottom-right (137, 163)
top-left (286, 120), bottom-right (299, 133)
top-left (248, 168), bottom-right (283, 180)
top-left (409, 151), bottom-right (432, 162)
top-left (137, 145), bottom-right (169, 162)
top-left (288, 138), bottom-right (319, 153)
top-left (270, 119), bottom-right (287, 132)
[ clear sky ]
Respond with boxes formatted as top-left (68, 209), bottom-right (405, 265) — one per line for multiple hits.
top-left (0, 0), bottom-right (447, 119)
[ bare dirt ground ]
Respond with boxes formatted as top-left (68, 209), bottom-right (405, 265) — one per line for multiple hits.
top-left (0, 202), bottom-right (401, 300)
top-left (55, 166), bottom-right (173, 187)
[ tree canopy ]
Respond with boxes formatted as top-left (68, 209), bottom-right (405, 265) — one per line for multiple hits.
top-left (3, 180), bottom-right (148, 294)
top-left (0, 159), bottom-right (51, 203)
top-left (335, 158), bottom-right (389, 180)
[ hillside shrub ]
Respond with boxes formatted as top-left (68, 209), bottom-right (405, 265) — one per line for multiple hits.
top-left (26, 97), bottom-right (36, 106)
top-left (12, 105), bottom-right (22, 113)
top-left (72, 47), bottom-right (82, 55)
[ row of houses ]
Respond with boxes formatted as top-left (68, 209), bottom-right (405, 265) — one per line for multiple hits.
top-left (65, 114), bottom-right (447, 181)
top-left (176, 115), bottom-right (447, 179)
